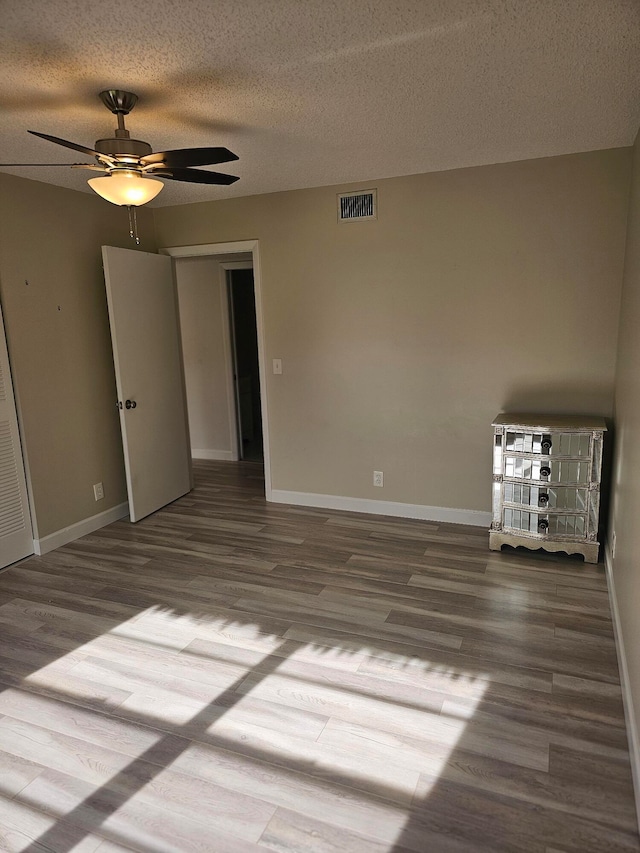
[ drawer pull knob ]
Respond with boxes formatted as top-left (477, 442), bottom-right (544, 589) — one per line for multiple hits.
top-left (540, 466), bottom-right (551, 478)
top-left (541, 437), bottom-right (552, 452)
top-left (538, 519), bottom-right (549, 532)
top-left (539, 493), bottom-right (549, 506)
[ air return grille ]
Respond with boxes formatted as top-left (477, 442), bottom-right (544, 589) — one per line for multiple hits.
top-left (338, 190), bottom-right (377, 222)
top-left (0, 421), bottom-right (25, 537)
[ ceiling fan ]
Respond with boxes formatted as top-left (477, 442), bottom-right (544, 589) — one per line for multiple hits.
top-left (1, 89), bottom-right (240, 241)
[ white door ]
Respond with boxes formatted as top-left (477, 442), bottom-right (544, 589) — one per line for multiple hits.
top-left (102, 246), bottom-right (191, 522)
top-left (0, 301), bottom-right (33, 567)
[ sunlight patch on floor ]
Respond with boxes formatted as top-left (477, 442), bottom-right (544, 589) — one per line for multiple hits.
top-left (11, 608), bottom-right (489, 852)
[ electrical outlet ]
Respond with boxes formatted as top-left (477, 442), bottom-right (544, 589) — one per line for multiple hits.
top-left (93, 482), bottom-right (104, 501)
top-left (373, 470), bottom-right (383, 487)
top-left (611, 530), bottom-right (617, 558)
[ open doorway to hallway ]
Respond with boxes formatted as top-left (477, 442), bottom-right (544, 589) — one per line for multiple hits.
top-left (227, 267), bottom-right (263, 462)
top-left (170, 241), bottom-right (271, 499)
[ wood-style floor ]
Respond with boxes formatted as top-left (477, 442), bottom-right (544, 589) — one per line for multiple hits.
top-left (0, 460), bottom-right (638, 852)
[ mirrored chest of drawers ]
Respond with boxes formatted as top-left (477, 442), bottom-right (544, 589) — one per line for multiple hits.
top-left (489, 413), bottom-right (607, 564)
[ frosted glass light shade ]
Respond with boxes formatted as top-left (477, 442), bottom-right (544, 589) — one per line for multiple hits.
top-left (88, 170), bottom-right (164, 206)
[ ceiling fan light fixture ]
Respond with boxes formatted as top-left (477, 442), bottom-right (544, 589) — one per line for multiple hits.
top-left (87, 170), bottom-right (164, 206)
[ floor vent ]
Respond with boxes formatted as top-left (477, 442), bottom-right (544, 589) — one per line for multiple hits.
top-left (338, 189), bottom-right (377, 222)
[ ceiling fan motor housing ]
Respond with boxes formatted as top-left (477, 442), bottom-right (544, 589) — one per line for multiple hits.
top-left (94, 137), bottom-right (153, 159)
top-left (95, 90), bottom-right (153, 160)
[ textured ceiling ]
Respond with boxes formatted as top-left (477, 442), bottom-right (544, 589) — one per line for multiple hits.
top-left (1, 0), bottom-right (639, 207)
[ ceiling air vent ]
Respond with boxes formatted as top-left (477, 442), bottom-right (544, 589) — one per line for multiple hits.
top-left (338, 189), bottom-right (377, 222)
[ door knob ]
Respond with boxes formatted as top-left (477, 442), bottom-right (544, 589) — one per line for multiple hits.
top-left (125, 399), bottom-right (137, 409)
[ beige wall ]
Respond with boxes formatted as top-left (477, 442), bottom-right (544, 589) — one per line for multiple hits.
top-left (154, 149), bottom-right (630, 511)
top-left (0, 172), bottom-right (156, 539)
top-left (0, 148), bottom-right (631, 540)
top-left (175, 256), bottom-right (234, 459)
top-left (610, 129), bottom-right (640, 801)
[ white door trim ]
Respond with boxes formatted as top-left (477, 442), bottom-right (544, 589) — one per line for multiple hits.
top-left (162, 241), bottom-right (273, 501)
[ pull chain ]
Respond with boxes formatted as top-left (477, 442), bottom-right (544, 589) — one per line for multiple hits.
top-left (126, 205), bottom-right (140, 245)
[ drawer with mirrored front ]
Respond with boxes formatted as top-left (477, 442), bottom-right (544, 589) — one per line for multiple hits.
top-left (502, 483), bottom-right (589, 511)
top-left (504, 431), bottom-right (591, 457)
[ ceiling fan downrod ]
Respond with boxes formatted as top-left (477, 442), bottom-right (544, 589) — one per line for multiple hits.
top-left (98, 90), bottom-right (139, 139)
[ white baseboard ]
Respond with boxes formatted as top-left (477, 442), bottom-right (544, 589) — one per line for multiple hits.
top-left (604, 546), bottom-right (640, 832)
top-left (192, 449), bottom-right (236, 461)
top-left (269, 489), bottom-right (491, 527)
top-left (34, 502), bottom-right (129, 556)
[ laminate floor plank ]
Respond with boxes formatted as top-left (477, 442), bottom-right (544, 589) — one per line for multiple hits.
top-left (357, 648), bottom-right (553, 695)
top-left (386, 604), bottom-right (558, 642)
top-left (317, 713), bottom-right (549, 775)
top-left (115, 688), bottom-right (330, 745)
top-left (440, 696), bottom-right (629, 763)
top-left (278, 554), bottom-right (413, 583)
top-left (88, 584), bottom-right (240, 617)
top-left (0, 688), bottom-right (189, 764)
top-left (171, 740), bottom-right (414, 846)
top-left (271, 562), bottom-right (432, 594)
top-left (407, 776), bottom-right (639, 853)
top-left (19, 768), bottom-right (268, 853)
top-left (0, 581), bottom-right (144, 622)
top-left (0, 459), bottom-right (635, 852)
top-left (186, 572), bottom-right (327, 598)
top-left (0, 795), bottom-right (107, 853)
top-left (0, 670), bottom-right (133, 715)
top-left (437, 671), bottom-right (625, 728)
top-left (65, 655), bottom-right (249, 708)
top-left (408, 562), bottom-right (559, 594)
top-left (458, 635), bottom-right (620, 683)
top-left (484, 556), bottom-right (607, 586)
top-left (284, 608), bottom-right (467, 652)
top-left (421, 746), bottom-right (638, 833)
top-left (258, 807), bottom-right (415, 853)
top-left (0, 642), bottom-right (87, 682)
top-left (184, 634), bottom-right (370, 674)
top-left (0, 750), bottom-right (45, 798)
top-left (0, 598), bottom-right (125, 637)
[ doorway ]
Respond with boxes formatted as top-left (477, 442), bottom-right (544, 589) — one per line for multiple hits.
top-left (166, 240), bottom-right (273, 500)
top-left (227, 268), bottom-right (263, 462)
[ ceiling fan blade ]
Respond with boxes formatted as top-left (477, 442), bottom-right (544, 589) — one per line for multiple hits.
top-left (28, 130), bottom-right (111, 161)
top-left (0, 162), bottom-right (85, 166)
top-left (71, 164), bottom-right (108, 171)
top-left (141, 147), bottom-right (238, 168)
top-left (162, 167), bottom-right (239, 185)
